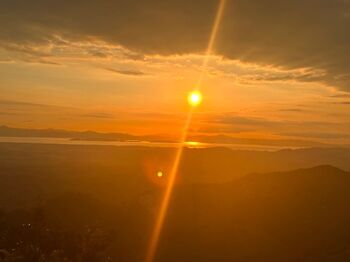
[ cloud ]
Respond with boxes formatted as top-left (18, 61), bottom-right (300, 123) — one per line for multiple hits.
top-left (329, 93), bottom-right (350, 98)
top-left (197, 113), bottom-right (350, 139)
top-left (81, 112), bottom-right (115, 119)
top-left (103, 67), bottom-right (146, 76)
top-left (282, 131), bottom-right (350, 139)
top-left (0, 111), bottom-right (18, 116)
top-left (278, 108), bottom-right (305, 112)
top-left (0, 0), bottom-right (349, 90)
top-left (0, 99), bottom-right (55, 109)
top-left (0, 99), bottom-right (79, 119)
top-left (214, 114), bottom-right (349, 128)
top-left (335, 101), bottom-right (350, 105)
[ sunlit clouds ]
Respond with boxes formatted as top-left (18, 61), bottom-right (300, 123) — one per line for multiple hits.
top-left (1, 44), bottom-right (348, 144)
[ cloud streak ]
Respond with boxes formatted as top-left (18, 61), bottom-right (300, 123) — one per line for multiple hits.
top-left (103, 67), bottom-right (146, 76)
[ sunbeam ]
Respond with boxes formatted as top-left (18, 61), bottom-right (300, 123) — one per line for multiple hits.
top-left (145, 1), bottom-right (227, 262)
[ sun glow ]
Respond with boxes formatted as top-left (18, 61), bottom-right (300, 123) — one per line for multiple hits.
top-left (188, 91), bottom-right (202, 106)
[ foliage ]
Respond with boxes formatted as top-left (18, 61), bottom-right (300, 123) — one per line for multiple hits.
top-left (0, 208), bottom-right (116, 262)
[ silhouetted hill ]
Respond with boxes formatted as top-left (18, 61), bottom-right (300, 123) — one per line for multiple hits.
top-left (0, 143), bottom-right (350, 210)
top-left (1, 153), bottom-right (350, 261)
top-left (158, 165), bottom-right (350, 261)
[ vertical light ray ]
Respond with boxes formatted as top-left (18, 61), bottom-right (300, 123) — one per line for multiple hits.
top-left (145, 108), bottom-right (194, 262)
top-left (196, 0), bottom-right (227, 89)
top-left (145, 1), bottom-right (227, 262)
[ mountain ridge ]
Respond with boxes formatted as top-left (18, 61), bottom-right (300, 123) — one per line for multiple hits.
top-left (0, 125), bottom-right (330, 147)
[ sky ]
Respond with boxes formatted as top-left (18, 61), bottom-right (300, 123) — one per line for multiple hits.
top-left (0, 0), bottom-right (349, 145)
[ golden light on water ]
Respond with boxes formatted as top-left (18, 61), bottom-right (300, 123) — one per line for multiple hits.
top-left (188, 91), bottom-right (202, 107)
top-left (185, 141), bottom-right (200, 146)
top-left (185, 141), bottom-right (205, 148)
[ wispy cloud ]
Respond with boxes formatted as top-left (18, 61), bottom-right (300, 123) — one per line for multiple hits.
top-left (1, 0), bottom-right (349, 90)
top-left (103, 67), bottom-right (146, 76)
top-left (329, 93), bottom-right (350, 98)
top-left (278, 108), bottom-right (306, 112)
top-left (80, 112), bottom-right (115, 119)
top-left (336, 101), bottom-right (350, 105)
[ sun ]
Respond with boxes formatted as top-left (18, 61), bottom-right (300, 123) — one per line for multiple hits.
top-left (188, 91), bottom-right (202, 106)
top-left (157, 171), bottom-right (164, 178)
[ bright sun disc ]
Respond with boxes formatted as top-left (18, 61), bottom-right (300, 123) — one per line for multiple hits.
top-left (188, 91), bottom-right (202, 106)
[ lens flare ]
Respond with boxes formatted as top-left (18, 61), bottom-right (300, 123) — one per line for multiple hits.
top-left (145, 1), bottom-right (227, 262)
top-left (188, 91), bottom-right (202, 106)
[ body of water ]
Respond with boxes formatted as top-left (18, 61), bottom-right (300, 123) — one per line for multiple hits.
top-left (0, 136), bottom-right (304, 151)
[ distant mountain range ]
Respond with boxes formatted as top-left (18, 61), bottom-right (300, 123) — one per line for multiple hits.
top-left (0, 125), bottom-right (155, 142)
top-left (0, 125), bottom-right (333, 147)
top-left (0, 142), bottom-right (350, 210)
top-left (1, 149), bottom-right (350, 261)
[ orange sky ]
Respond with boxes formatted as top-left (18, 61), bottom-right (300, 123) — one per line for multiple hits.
top-left (0, 0), bottom-right (349, 145)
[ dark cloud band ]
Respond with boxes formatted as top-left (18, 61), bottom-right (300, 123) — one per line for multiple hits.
top-left (1, 0), bottom-right (349, 90)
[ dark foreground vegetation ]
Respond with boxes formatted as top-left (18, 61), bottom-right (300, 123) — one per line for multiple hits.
top-left (0, 207), bottom-right (115, 261)
top-left (1, 143), bottom-right (350, 261)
